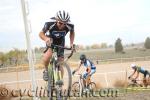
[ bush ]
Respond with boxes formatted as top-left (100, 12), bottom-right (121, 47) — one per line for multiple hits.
top-left (95, 82), bottom-right (102, 89)
top-left (115, 38), bottom-right (124, 53)
top-left (144, 37), bottom-right (150, 49)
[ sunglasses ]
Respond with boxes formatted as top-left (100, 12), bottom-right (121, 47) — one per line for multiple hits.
top-left (58, 21), bottom-right (67, 26)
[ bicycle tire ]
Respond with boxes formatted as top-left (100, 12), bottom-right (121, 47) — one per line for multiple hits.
top-left (48, 64), bottom-right (55, 100)
top-left (72, 82), bottom-right (82, 96)
top-left (72, 82), bottom-right (80, 92)
top-left (127, 83), bottom-right (140, 88)
top-left (88, 82), bottom-right (97, 91)
top-left (55, 61), bottom-right (72, 100)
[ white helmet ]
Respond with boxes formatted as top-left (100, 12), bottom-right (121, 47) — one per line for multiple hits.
top-left (130, 64), bottom-right (136, 68)
top-left (55, 10), bottom-right (70, 23)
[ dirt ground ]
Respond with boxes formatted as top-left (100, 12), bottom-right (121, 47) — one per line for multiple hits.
top-left (0, 60), bottom-right (150, 100)
top-left (73, 91), bottom-right (150, 100)
top-left (0, 61), bottom-right (150, 89)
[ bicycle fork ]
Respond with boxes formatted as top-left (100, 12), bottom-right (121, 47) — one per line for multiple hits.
top-left (53, 64), bottom-right (62, 83)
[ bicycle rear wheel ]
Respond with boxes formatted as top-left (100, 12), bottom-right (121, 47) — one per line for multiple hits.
top-left (88, 82), bottom-right (97, 92)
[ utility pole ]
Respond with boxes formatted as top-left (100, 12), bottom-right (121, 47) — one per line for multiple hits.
top-left (20, 0), bottom-right (39, 99)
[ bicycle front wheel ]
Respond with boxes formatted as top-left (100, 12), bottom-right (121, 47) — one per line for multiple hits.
top-left (127, 83), bottom-right (141, 88)
top-left (72, 82), bottom-right (81, 92)
top-left (56, 61), bottom-right (72, 100)
top-left (72, 82), bottom-right (82, 97)
top-left (47, 64), bottom-right (55, 100)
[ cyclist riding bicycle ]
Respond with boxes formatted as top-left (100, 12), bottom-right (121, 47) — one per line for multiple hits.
top-left (128, 64), bottom-right (150, 81)
top-left (72, 54), bottom-right (96, 91)
top-left (39, 10), bottom-right (75, 82)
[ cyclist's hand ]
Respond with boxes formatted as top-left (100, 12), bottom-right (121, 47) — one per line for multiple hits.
top-left (70, 44), bottom-right (76, 52)
top-left (128, 76), bottom-right (131, 79)
top-left (132, 78), bottom-right (137, 83)
top-left (45, 38), bottom-right (52, 46)
top-left (72, 70), bottom-right (76, 75)
top-left (83, 73), bottom-right (88, 79)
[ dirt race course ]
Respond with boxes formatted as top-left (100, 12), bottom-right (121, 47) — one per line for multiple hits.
top-left (71, 91), bottom-right (150, 100)
top-left (0, 60), bottom-right (150, 100)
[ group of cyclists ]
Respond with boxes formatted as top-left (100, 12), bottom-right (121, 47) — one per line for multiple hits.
top-left (39, 10), bottom-right (150, 91)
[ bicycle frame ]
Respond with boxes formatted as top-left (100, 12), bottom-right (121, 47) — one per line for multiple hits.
top-left (75, 74), bottom-right (84, 87)
top-left (45, 44), bottom-right (75, 100)
top-left (128, 78), bottom-right (143, 87)
top-left (51, 49), bottom-right (60, 83)
top-left (74, 74), bottom-right (93, 88)
top-left (72, 73), bottom-right (97, 96)
top-left (73, 74), bottom-right (84, 96)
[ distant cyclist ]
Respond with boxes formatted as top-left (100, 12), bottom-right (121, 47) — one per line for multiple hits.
top-left (72, 54), bottom-right (96, 91)
top-left (128, 64), bottom-right (150, 81)
top-left (39, 10), bottom-right (75, 82)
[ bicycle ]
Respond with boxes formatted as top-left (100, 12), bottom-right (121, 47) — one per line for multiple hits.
top-left (128, 77), bottom-right (150, 88)
top-left (127, 77), bottom-right (143, 88)
top-left (72, 74), bottom-right (96, 96)
top-left (44, 44), bottom-right (75, 100)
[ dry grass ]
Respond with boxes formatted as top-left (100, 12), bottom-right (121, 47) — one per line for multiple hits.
top-left (113, 79), bottom-right (127, 88)
top-left (95, 82), bottom-right (102, 89)
top-left (68, 61), bottom-right (78, 67)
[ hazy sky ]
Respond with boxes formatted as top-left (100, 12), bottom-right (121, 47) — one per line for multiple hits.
top-left (0, 0), bottom-right (150, 52)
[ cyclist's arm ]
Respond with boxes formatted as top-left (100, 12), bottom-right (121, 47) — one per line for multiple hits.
top-left (74, 62), bottom-right (82, 72)
top-left (135, 71), bottom-right (139, 79)
top-left (39, 22), bottom-right (52, 42)
top-left (70, 31), bottom-right (75, 48)
top-left (39, 31), bottom-right (49, 42)
top-left (129, 69), bottom-right (136, 78)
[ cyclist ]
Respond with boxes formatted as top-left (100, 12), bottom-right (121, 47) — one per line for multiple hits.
top-left (39, 10), bottom-right (75, 82)
top-left (128, 64), bottom-right (150, 81)
top-left (72, 54), bottom-right (96, 91)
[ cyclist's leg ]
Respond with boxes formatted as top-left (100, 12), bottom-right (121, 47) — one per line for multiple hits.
top-left (87, 69), bottom-right (96, 87)
top-left (82, 72), bottom-right (88, 88)
top-left (43, 48), bottom-right (52, 81)
top-left (148, 71), bottom-right (150, 85)
top-left (148, 71), bottom-right (150, 78)
top-left (89, 69), bottom-right (96, 78)
top-left (145, 71), bottom-right (150, 81)
top-left (144, 70), bottom-right (149, 80)
top-left (143, 70), bottom-right (149, 87)
top-left (43, 48), bottom-right (53, 69)
top-left (86, 76), bottom-right (91, 88)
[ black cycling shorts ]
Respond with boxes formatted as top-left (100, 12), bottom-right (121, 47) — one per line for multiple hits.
top-left (45, 38), bottom-right (65, 58)
top-left (144, 70), bottom-right (150, 78)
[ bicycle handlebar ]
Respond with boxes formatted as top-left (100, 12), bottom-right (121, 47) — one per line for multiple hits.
top-left (73, 74), bottom-right (82, 76)
top-left (128, 77), bottom-right (142, 82)
top-left (44, 44), bottom-right (76, 59)
top-left (47, 44), bottom-right (72, 50)
top-left (73, 73), bottom-right (83, 79)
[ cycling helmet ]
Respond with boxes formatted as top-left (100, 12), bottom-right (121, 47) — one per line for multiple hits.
top-left (56, 10), bottom-right (70, 23)
top-left (80, 54), bottom-right (86, 61)
top-left (130, 64), bottom-right (136, 68)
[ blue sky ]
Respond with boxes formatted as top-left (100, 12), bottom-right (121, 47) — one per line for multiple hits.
top-left (0, 0), bottom-right (150, 52)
